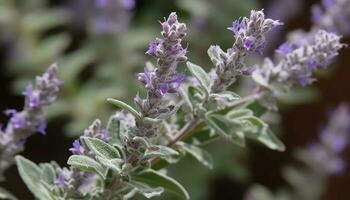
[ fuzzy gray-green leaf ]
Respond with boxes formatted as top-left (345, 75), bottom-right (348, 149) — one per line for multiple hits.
top-left (82, 137), bottom-right (120, 159)
top-left (187, 62), bottom-right (211, 93)
top-left (133, 169), bottom-right (190, 200)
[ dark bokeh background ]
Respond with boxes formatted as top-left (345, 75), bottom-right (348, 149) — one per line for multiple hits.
top-left (0, 0), bottom-right (350, 199)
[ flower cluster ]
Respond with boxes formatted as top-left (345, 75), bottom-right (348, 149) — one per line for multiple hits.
top-left (311, 0), bottom-right (350, 34)
top-left (209, 9), bottom-right (282, 93)
top-left (0, 64), bottom-right (61, 179)
top-left (253, 30), bottom-right (343, 92)
top-left (136, 12), bottom-right (187, 119)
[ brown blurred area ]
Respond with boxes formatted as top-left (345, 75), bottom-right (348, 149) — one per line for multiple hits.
top-left (0, 0), bottom-right (350, 199)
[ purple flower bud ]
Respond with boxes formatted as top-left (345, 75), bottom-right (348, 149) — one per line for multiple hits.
top-left (54, 170), bottom-right (66, 186)
top-left (36, 121), bottom-right (47, 135)
top-left (10, 114), bottom-right (26, 129)
top-left (244, 36), bottom-right (256, 50)
top-left (228, 19), bottom-right (245, 35)
top-left (69, 139), bottom-right (83, 155)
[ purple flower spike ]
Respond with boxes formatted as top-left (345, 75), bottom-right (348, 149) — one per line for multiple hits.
top-left (69, 139), bottom-right (83, 155)
top-left (54, 170), bottom-right (66, 186)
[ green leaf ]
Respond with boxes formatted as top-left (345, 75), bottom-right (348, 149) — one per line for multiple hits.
top-left (237, 116), bottom-right (285, 151)
top-left (128, 180), bottom-right (164, 199)
top-left (106, 114), bottom-right (123, 145)
top-left (178, 86), bottom-right (193, 112)
top-left (144, 145), bottom-right (180, 164)
top-left (209, 91), bottom-right (241, 102)
top-left (107, 98), bottom-right (142, 120)
top-left (186, 62), bottom-right (211, 93)
top-left (181, 142), bottom-right (213, 169)
top-left (39, 163), bottom-right (56, 184)
top-left (95, 156), bottom-right (123, 174)
top-left (67, 155), bottom-right (106, 179)
top-left (0, 187), bottom-right (17, 200)
top-left (82, 137), bottom-right (120, 159)
top-left (257, 129), bottom-right (286, 152)
top-left (184, 128), bottom-right (219, 145)
top-left (15, 156), bottom-right (53, 200)
top-left (205, 114), bottom-right (245, 147)
top-left (133, 169), bottom-right (190, 200)
top-left (226, 108), bottom-right (253, 119)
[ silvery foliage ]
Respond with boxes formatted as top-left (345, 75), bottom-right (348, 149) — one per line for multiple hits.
top-left (11, 10), bottom-right (344, 200)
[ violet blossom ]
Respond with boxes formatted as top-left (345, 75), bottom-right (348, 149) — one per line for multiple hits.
top-left (0, 64), bottom-right (61, 179)
top-left (136, 12), bottom-right (187, 119)
top-left (209, 10), bottom-right (282, 93)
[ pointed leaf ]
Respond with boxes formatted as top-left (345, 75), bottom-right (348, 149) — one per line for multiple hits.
top-left (107, 98), bottom-right (142, 120)
top-left (82, 137), bottom-right (120, 159)
top-left (187, 62), bottom-right (211, 93)
top-left (133, 169), bottom-right (190, 200)
top-left (181, 142), bottom-right (213, 169)
top-left (205, 114), bottom-right (246, 146)
top-left (15, 156), bottom-right (53, 200)
top-left (67, 155), bottom-right (106, 179)
top-left (128, 180), bottom-right (164, 199)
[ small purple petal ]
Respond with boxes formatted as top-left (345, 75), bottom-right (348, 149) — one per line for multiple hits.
top-left (244, 36), bottom-right (256, 50)
top-left (146, 41), bottom-right (160, 56)
top-left (36, 121), bottom-right (47, 135)
top-left (11, 114), bottom-right (26, 129)
top-left (228, 19), bottom-right (245, 35)
top-left (101, 129), bottom-right (112, 142)
top-left (54, 170), bottom-right (65, 186)
top-left (69, 139), bottom-right (83, 155)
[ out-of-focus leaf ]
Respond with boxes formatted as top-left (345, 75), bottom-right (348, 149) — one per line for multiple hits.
top-left (22, 9), bottom-right (70, 32)
top-left (0, 187), bottom-right (17, 200)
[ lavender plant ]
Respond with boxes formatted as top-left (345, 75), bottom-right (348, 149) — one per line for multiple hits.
top-left (11, 9), bottom-right (345, 200)
top-left (0, 64), bottom-right (61, 199)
